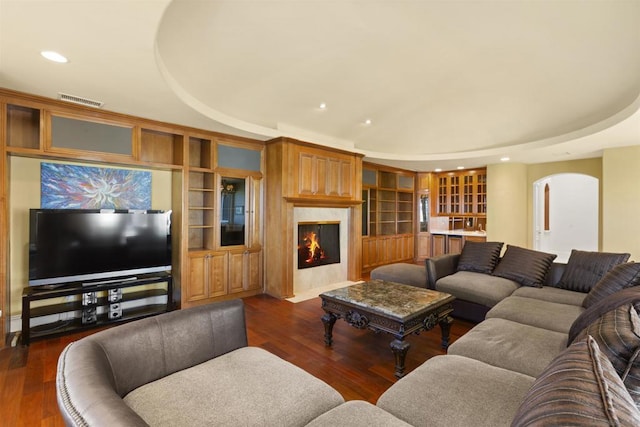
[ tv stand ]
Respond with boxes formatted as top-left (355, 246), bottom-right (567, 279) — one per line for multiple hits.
top-left (82, 276), bottom-right (138, 286)
top-left (21, 273), bottom-right (172, 345)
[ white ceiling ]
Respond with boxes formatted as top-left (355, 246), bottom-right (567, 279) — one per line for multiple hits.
top-left (1, 0), bottom-right (639, 171)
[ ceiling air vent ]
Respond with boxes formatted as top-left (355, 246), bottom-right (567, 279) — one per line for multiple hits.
top-left (58, 92), bottom-right (104, 108)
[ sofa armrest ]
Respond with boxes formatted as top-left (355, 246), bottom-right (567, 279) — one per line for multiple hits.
top-left (57, 299), bottom-right (248, 426)
top-left (426, 254), bottom-right (460, 290)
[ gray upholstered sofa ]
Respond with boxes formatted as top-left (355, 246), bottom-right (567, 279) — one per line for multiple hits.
top-left (58, 253), bottom-right (640, 426)
top-left (376, 254), bottom-right (640, 426)
top-left (56, 299), bottom-right (409, 427)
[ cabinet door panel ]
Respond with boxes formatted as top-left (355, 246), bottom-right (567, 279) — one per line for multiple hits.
top-left (246, 251), bottom-right (262, 291)
top-left (187, 254), bottom-right (208, 302)
top-left (327, 158), bottom-right (341, 196)
top-left (298, 153), bottom-right (314, 195)
top-left (315, 157), bottom-right (328, 195)
top-left (448, 236), bottom-right (463, 254)
top-left (432, 235), bottom-right (446, 257)
top-left (209, 252), bottom-right (228, 297)
top-left (340, 161), bottom-right (353, 198)
top-left (228, 251), bottom-right (245, 293)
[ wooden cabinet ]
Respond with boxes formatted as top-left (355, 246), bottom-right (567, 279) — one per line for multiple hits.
top-left (432, 234), bottom-right (447, 257)
top-left (448, 236), bottom-right (464, 254)
top-left (294, 145), bottom-right (355, 199)
top-left (1, 89), bottom-right (269, 346)
top-left (431, 233), bottom-right (487, 256)
top-left (4, 98), bottom-right (185, 168)
top-left (186, 251), bottom-right (227, 302)
top-left (184, 161), bottom-right (263, 307)
top-left (228, 249), bottom-right (262, 294)
top-left (416, 233), bottom-right (431, 261)
top-left (362, 235), bottom-right (414, 271)
top-left (264, 137), bottom-right (363, 299)
top-left (433, 168), bottom-right (486, 217)
top-left (361, 164), bottom-right (416, 272)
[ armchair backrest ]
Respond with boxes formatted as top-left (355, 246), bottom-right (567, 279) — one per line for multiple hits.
top-left (57, 299), bottom-right (247, 426)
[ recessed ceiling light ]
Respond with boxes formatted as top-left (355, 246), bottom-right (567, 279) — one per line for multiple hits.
top-left (364, 119), bottom-right (372, 125)
top-left (500, 157), bottom-right (510, 162)
top-left (319, 102), bottom-right (327, 110)
top-left (41, 50), bottom-right (68, 63)
top-left (434, 168), bottom-right (442, 172)
top-left (457, 166), bottom-right (464, 170)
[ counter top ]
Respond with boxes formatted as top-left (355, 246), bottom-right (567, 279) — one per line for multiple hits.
top-left (430, 229), bottom-right (486, 237)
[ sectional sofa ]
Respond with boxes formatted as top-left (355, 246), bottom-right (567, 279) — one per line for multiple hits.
top-left (378, 246), bottom-right (640, 426)
top-left (57, 248), bottom-right (640, 426)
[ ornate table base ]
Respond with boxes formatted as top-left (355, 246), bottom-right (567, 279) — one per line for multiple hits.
top-left (320, 280), bottom-right (455, 379)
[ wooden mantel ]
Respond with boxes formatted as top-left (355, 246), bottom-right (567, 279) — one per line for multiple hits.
top-left (264, 137), bottom-right (364, 298)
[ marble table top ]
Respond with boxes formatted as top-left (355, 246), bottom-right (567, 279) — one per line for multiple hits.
top-left (320, 279), bottom-right (454, 319)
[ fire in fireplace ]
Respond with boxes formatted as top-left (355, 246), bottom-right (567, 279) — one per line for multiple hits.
top-left (297, 221), bottom-right (341, 269)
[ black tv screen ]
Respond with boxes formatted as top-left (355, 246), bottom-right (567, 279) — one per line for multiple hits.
top-left (29, 209), bottom-right (171, 286)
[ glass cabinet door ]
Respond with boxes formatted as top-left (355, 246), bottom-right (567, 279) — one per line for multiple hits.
top-left (220, 176), bottom-right (246, 246)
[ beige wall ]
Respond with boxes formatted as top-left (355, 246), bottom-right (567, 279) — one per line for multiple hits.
top-left (603, 146), bottom-right (640, 260)
top-left (486, 163), bottom-right (528, 247)
top-left (488, 158), bottom-right (603, 251)
top-left (8, 157), bottom-right (172, 317)
top-left (526, 158), bottom-right (602, 249)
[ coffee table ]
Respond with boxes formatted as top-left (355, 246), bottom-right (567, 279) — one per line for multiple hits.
top-left (320, 280), bottom-right (455, 378)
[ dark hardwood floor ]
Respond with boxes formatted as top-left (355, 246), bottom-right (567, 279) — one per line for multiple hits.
top-left (0, 294), bottom-right (473, 426)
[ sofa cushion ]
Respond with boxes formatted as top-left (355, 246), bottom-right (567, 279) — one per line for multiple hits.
top-left (572, 303), bottom-right (640, 406)
top-left (486, 296), bottom-right (583, 333)
top-left (306, 401), bottom-right (412, 427)
top-left (583, 262), bottom-right (640, 309)
top-left (123, 347), bottom-right (344, 426)
top-left (369, 263), bottom-right (426, 288)
top-left (436, 271), bottom-right (519, 308)
top-left (447, 318), bottom-right (568, 377)
top-left (377, 355), bottom-right (535, 427)
top-left (557, 249), bottom-right (630, 293)
top-left (511, 286), bottom-right (585, 306)
top-left (569, 286), bottom-right (640, 346)
top-left (511, 336), bottom-right (640, 427)
top-left (457, 241), bottom-right (504, 274)
top-left (492, 245), bottom-right (557, 287)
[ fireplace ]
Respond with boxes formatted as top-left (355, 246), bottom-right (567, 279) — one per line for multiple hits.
top-left (297, 221), bottom-right (341, 269)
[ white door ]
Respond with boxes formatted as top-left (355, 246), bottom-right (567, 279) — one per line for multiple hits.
top-left (533, 173), bottom-right (598, 263)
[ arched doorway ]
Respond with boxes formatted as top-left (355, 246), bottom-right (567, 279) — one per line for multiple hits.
top-left (533, 173), bottom-right (598, 263)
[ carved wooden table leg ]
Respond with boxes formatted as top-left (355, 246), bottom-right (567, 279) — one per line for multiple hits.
top-left (321, 312), bottom-right (337, 346)
top-left (439, 315), bottom-right (454, 349)
top-left (390, 338), bottom-right (411, 379)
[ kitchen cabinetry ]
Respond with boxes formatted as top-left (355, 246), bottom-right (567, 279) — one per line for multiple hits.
top-left (433, 168), bottom-right (487, 217)
top-left (431, 232), bottom-right (487, 256)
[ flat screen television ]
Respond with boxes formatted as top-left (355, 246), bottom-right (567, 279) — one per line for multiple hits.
top-left (29, 209), bottom-right (172, 286)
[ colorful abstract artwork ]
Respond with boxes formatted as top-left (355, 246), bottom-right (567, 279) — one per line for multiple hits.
top-left (41, 163), bottom-right (151, 209)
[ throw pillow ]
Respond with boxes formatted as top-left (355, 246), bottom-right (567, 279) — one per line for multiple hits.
top-left (557, 250), bottom-right (630, 293)
top-left (511, 336), bottom-right (640, 427)
top-left (583, 262), bottom-right (640, 309)
top-left (491, 245), bottom-right (556, 287)
top-left (572, 303), bottom-right (640, 406)
top-left (456, 241), bottom-right (504, 274)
